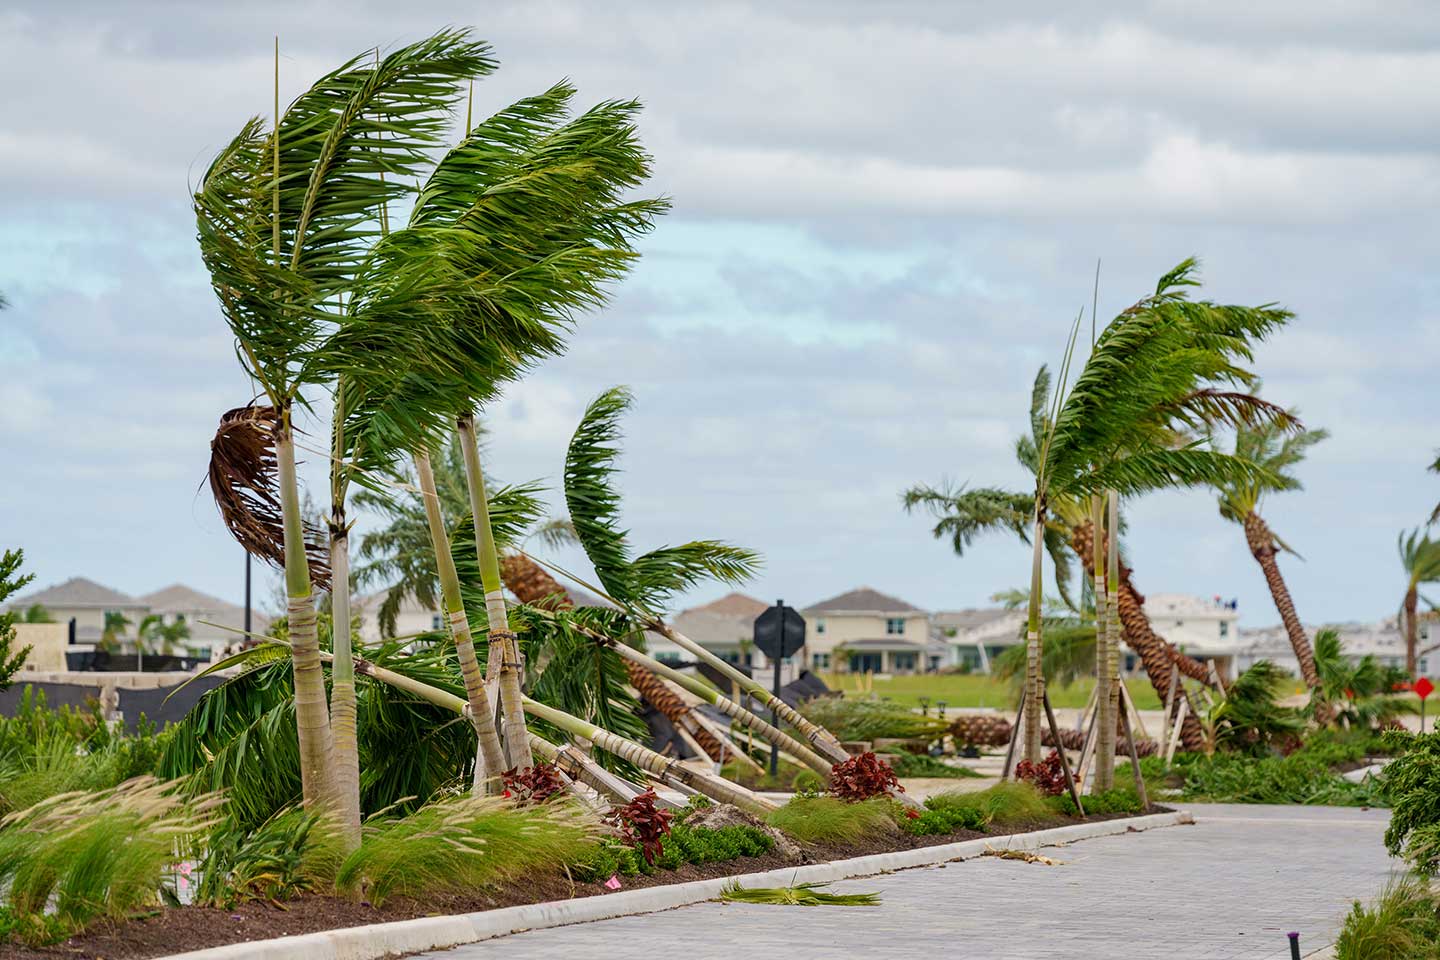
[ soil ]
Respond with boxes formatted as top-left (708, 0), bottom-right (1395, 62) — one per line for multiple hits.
top-left (0, 808), bottom-right (1163, 960)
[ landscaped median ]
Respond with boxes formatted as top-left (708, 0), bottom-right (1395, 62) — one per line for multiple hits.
top-left (149, 810), bottom-right (1190, 960)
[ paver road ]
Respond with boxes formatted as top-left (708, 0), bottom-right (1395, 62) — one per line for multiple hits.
top-left (420, 803), bottom-right (1396, 960)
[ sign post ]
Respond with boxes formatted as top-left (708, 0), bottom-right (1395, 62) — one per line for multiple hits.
top-left (753, 600), bottom-right (807, 777)
top-left (1417, 677), bottom-right (1434, 733)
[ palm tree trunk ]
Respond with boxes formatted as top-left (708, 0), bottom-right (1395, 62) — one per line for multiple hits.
top-left (1243, 511), bottom-right (1319, 688)
top-left (1099, 491), bottom-right (1122, 789)
top-left (412, 448), bottom-right (507, 791)
top-left (497, 551), bottom-right (726, 762)
top-left (1069, 520), bottom-right (1207, 751)
top-left (1023, 516), bottom-right (1044, 764)
top-left (455, 414), bottom-right (532, 769)
top-left (1406, 584), bottom-right (1420, 677)
top-left (652, 621), bottom-right (851, 765)
top-left (520, 696), bottom-right (777, 816)
top-left (274, 417), bottom-right (335, 810)
top-left (327, 527), bottom-right (362, 848)
top-left (1091, 495), bottom-right (1114, 791)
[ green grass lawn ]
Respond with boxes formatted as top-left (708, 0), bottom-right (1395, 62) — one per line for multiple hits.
top-left (818, 672), bottom-right (1164, 710)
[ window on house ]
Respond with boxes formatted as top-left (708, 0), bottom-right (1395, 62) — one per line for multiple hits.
top-left (885, 618), bottom-right (905, 635)
top-left (892, 652), bottom-right (916, 673)
top-left (1219, 621), bottom-right (1229, 638)
top-left (816, 619), bottom-right (825, 634)
top-left (1174, 620), bottom-right (1184, 628)
top-left (812, 652), bottom-right (831, 670)
top-left (431, 614), bottom-right (443, 631)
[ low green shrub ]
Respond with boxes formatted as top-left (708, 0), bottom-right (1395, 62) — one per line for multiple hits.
top-left (1334, 876), bottom-right (1440, 960)
top-left (895, 804), bottom-right (987, 836)
top-left (924, 782), bottom-right (1052, 827)
top-left (336, 796), bottom-right (600, 907)
top-left (195, 809), bottom-right (347, 908)
top-left (575, 823), bottom-right (774, 880)
top-left (1052, 786), bottom-right (1145, 817)
top-left (0, 778), bottom-right (220, 945)
top-left (764, 796), bottom-right (896, 844)
top-left (1382, 731), bottom-right (1440, 875)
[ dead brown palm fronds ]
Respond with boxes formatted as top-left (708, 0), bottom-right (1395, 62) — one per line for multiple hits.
top-left (207, 405), bottom-right (329, 589)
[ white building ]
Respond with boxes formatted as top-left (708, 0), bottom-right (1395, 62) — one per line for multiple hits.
top-left (932, 608), bottom-right (1026, 672)
top-left (1236, 617), bottom-right (1431, 678)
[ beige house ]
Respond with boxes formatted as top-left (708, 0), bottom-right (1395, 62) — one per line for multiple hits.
top-left (138, 584), bottom-right (267, 655)
top-left (646, 592), bottom-right (768, 668)
top-left (801, 587), bottom-right (931, 675)
top-left (5, 577), bottom-right (149, 648)
top-left (933, 607), bottom-right (1026, 672)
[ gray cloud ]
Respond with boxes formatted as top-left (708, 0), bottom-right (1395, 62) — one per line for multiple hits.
top-left (1, 1), bottom-right (1435, 627)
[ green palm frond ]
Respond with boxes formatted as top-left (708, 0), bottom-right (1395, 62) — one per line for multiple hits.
top-left (1211, 399), bottom-right (1329, 524)
top-left (565, 387), bottom-right (637, 602)
top-left (719, 882), bottom-right (881, 906)
top-left (992, 618), bottom-right (1096, 689)
top-left (1401, 529), bottom-right (1440, 588)
top-left (628, 541), bottom-right (762, 612)
top-left (900, 483), bottom-right (1035, 555)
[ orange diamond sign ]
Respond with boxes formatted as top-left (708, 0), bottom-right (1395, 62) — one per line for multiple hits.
top-left (1417, 677), bottom-right (1434, 700)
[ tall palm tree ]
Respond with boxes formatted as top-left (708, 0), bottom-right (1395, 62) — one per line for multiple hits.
top-left (334, 81), bottom-right (666, 772)
top-left (905, 260), bottom-right (1293, 756)
top-left (1210, 410), bottom-right (1329, 687)
top-left (197, 30), bottom-right (497, 812)
top-left (1398, 529), bottom-right (1440, 676)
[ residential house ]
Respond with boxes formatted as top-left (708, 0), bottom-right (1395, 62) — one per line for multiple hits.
top-left (1139, 593), bottom-right (1242, 678)
top-left (801, 587), bottom-right (931, 675)
top-left (647, 592), bottom-right (768, 668)
top-left (1236, 617), bottom-right (1427, 678)
top-left (932, 607), bottom-right (1026, 673)
top-left (138, 584), bottom-right (268, 656)
top-left (6, 577), bottom-right (150, 647)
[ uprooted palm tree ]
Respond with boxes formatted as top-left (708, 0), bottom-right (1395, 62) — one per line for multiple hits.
top-left (1398, 529), bottom-right (1440, 677)
top-left (197, 31), bottom-right (498, 820)
top-left (1210, 406), bottom-right (1329, 688)
top-left (559, 387), bottom-right (854, 770)
top-left (905, 260), bottom-right (1295, 756)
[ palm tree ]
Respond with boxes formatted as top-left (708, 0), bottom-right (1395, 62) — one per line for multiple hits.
top-left (138, 615), bottom-right (192, 656)
top-left (1310, 628), bottom-right (1417, 730)
top-left (333, 80), bottom-right (666, 774)
top-left (905, 260), bottom-right (1293, 756)
top-left (1398, 529), bottom-right (1440, 676)
top-left (1210, 411), bottom-right (1329, 687)
top-left (196, 30), bottom-right (497, 811)
top-left (100, 610), bottom-right (132, 654)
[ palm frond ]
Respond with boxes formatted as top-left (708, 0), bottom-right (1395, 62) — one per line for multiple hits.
top-left (901, 483), bottom-right (1035, 556)
top-left (564, 387), bottom-right (636, 603)
top-left (628, 541), bottom-right (762, 611)
top-left (206, 406), bottom-right (330, 587)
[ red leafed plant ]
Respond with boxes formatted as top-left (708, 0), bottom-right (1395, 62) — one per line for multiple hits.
top-left (606, 789), bottom-right (674, 865)
top-left (829, 752), bottom-right (902, 802)
top-left (502, 763), bottom-right (567, 805)
top-left (1014, 750), bottom-right (1066, 796)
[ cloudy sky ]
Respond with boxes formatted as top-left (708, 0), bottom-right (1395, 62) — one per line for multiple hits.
top-left (2, 1), bottom-right (1437, 628)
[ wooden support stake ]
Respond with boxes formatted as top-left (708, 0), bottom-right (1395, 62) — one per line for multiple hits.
top-left (1118, 679), bottom-right (1150, 742)
top-left (1119, 696), bottom-right (1150, 811)
top-left (1161, 662), bottom-right (1179, 750)
top-left (1074, 704), bottom-right (1101, 792)
top-left (1001, 688), bottom-right (1026, 781)
top-left (1042, 690), bottom-right (1084, 817)
top-left (1164, 696), bottom-right (1189, 766)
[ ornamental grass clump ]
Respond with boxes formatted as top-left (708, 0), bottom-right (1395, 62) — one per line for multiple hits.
top-left (0, 778), bottom-right (222, 944)
top-left (925, 782), bottom-right (1053, 827)
top-left (335, 795), bottom-right (599, 907)
top-left (1334, 876), bottom-right (1440, 960)
top-left (764, 796), bottom-right (896, 845)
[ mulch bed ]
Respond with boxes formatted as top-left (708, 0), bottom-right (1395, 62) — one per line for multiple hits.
top-left (0, 809), bottom-right (1161, 960)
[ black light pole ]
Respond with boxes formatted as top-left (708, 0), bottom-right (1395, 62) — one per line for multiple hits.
top-left (770, 599), bottom-right (785, 778)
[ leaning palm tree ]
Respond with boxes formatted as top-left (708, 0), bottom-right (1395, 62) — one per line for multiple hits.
top-left (196, 31), bottom-right (497, 813)
top-left (1398, 529), bottom-right (1440, 676)
top-left (1210, 410), bottom-right (1329, 687)
top-left (333, 81), bottom-right (666, 774)
top-left (905, 260), bottom-right (1294, 756)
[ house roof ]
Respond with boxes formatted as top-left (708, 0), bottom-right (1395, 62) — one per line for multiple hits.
top-left (683, 592), bottom-right (767, 618)
top-left (932, 608), bottom-right (1016, 630)
top-left (140, 584), bottom-right (236, 613)
top-left (804, 587), bottom-right (924, 615)
top-left (9, 577), bottom-right (144, 610)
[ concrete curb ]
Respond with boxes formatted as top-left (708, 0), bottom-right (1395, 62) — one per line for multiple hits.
top-left (161, 810), bottom-right (1189, 960)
